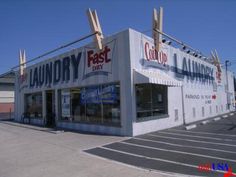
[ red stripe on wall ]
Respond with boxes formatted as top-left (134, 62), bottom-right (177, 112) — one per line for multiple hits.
top-left (0, 103), bottom-right (14, 113)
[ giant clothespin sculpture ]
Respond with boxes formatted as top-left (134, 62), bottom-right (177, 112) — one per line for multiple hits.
top-left (211, 49), bottom-right (222, 83)
top-left (153, 7), bottom-right (163, 52)
top-left (211, 49), bottom-right (221, 72)
top-left (87, 8), bottom-right (104, 50)
top-left (19, 49), bottom-right (26, 76)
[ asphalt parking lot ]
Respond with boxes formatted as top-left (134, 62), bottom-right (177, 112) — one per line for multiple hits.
top-left (85, 112), bottom-right (236, 177)
top-left (1, 121), bottom-right (166, 177)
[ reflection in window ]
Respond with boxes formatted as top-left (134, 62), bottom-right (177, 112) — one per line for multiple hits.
top-left (59, 83), bottom-right (120, 126)
top-left (25, 92), bottom-right (42, 118)
top-left (102, 84), bottom-right (120, 124)
top-left (136, 84), bottom-right (168, 121)
top-left (71, 88), bottom-right (86, 122)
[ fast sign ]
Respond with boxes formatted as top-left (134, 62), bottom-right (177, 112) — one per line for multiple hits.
top-left (83, 40), bottom-right (116, 79)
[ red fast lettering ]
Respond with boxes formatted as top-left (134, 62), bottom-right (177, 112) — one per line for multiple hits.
top-left (87, 46), bottom-right (111, 67)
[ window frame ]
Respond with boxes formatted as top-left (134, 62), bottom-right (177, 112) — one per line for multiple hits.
top-left (24, 92), bottom-right (43, 119)
top-left (135, 83), bottom-right (169, 122)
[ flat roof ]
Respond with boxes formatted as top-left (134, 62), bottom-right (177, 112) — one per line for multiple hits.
top-left (0, 71), bottom-right (15, 84)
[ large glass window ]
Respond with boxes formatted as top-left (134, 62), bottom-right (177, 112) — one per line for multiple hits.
top-left (101, 84), bottom-right (120, 124)
top-left (136, 84), bottom-right (168, 121)
top-left (83, 86), bottom-right (102, 123)
top-left (59, 83), bottom-right (120, 126)
top-left (25, 92), bottom-right (43, 118)
top-left (72, 88), bottom-right (86, 122)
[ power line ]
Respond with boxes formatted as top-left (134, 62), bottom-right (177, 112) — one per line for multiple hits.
top-left (11, 32), bottom-right (98, 71)
top-left (153, 28), bottom-right (209, 61)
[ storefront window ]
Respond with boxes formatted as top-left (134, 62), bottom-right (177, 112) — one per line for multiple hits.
top-left (136, 84), bottom-right (168, 121)
top-left (25, 92), bottom-right (43, 118)
top-left (61, 89), bottom-right (71, 121)
top-left (71, 88), bottom-right (86, 122)
top-left (59, 83), bottom-right (120, 126)
top-left (102, 84), bottom-right (120, 124)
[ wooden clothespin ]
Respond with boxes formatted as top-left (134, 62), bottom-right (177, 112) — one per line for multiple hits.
top-left (19, 49), bottom-right (26, 75)
top-left (211, 49), bottom-right (222, 72)
top-left (87, 8), bottom-right (104, 50)
top-left (153, 7), bottom-right (163, 52)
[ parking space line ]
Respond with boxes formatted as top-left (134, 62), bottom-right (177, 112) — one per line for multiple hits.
top-left (119, 141), bottom-right (236, 163)
top-left (158, 131), bottom-right (236, 142)
top-left (99, 146), bottom-right (225, 175)
top-left (83, 150), bottom-right (192, 177)
top-left (165, 129), bottom-right (236, 140)
top-left (230, 113), bottom-right (234, 116)
top-left (133, 137), bottom-right (236, 154)
top-left (223, 115), bottom-right (228, 118)
top-left (148, 134), bottom-right (236, 147)
top-left (169, 129), bottom-right (236, 137)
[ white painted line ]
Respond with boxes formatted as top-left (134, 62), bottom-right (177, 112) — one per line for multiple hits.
top-left (214, 117), bottom-right (221, 121)
top-left (148, 134), bottom-right (236, 147)
top-left (201, 120), bottom-right (210, 125)
top-left (169, 129), bottom-right (236, 137)
top-left (83, 150), bottom-right (189, 177)
top-left (230, 113), bottom-right (234, 116)
top-left (119, 141), bottom-right (236, 163)
top-left (185, 124), bottom-right (196, 130)
top-left (223, 115), bottom-right (228, 118)
top-left (81, 137), bottom-right (129, 151)
top-left (133, 137), bottom-right (236, 154)
top-left (100, 146), bottom-right (225, 175)
top-left (158, 131), bottom-right (236, 142)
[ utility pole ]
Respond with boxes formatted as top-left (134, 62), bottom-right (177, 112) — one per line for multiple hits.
top-left (225, 60), bottom-right (230, 110)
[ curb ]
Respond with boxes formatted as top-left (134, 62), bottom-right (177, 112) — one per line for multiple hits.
top-left (201, 120), bottom-right (210, 125)
top-left (214, 117), bottom-right (221, 121)
top-left (185, 124), bottom-right (197, 130)
top-left (185, 112), bottom-right (235, 130)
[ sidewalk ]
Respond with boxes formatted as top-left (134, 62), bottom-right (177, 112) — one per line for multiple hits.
top-left (0, 120), bottom-right (174, 177)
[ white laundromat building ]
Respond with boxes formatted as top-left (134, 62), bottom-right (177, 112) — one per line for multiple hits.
top-left (14, 28), bottom-right (235, 136)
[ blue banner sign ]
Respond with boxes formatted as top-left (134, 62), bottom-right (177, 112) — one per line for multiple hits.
top-left (81, 85), bottom-right (117, 104)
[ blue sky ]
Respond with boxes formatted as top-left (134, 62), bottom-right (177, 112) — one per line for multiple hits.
top-left (1, 0), bottom-right (236, 74)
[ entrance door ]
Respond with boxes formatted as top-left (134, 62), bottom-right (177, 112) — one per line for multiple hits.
top-left (46, 90), bottom-right (55, 128)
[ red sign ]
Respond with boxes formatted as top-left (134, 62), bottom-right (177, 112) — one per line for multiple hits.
top-left (212, 95), bottom-right (216, 99)
top-left (144, 42), bottom-right (167, 65)
top-left (215, 63), bottom-right (222, 84)
top-left (87, 46), bottom-right (111, 71)
top-left (83, 40), bottom-right (115, 79)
